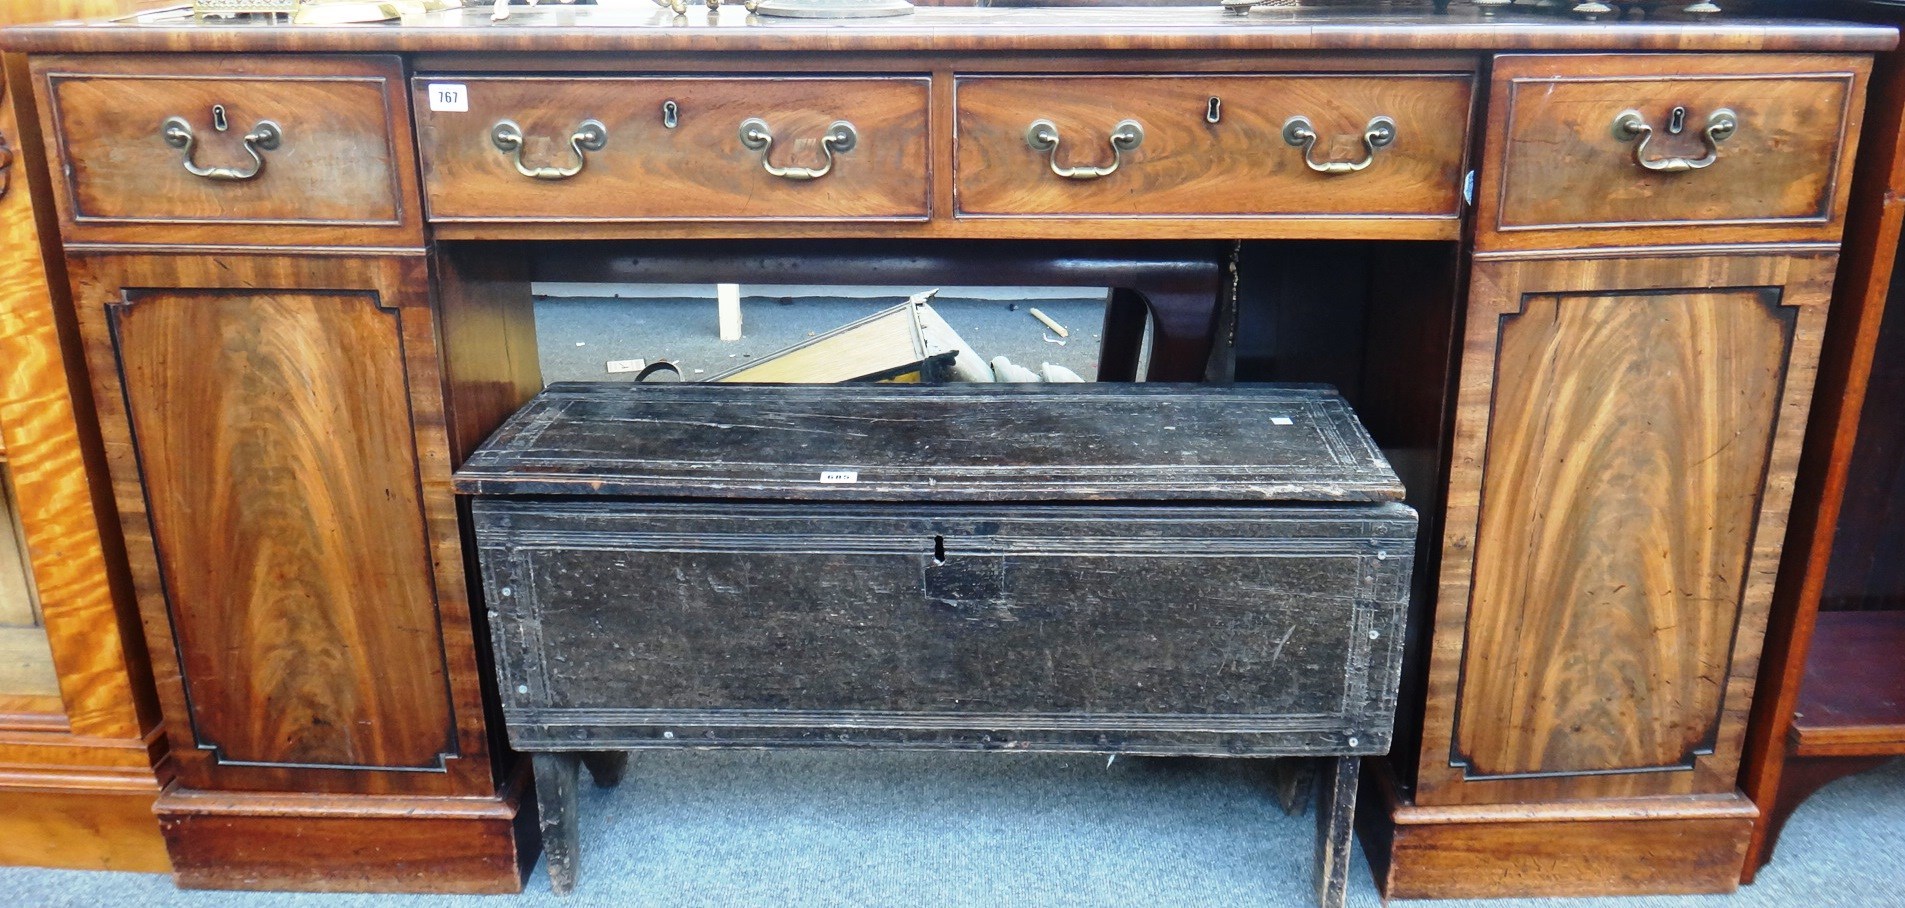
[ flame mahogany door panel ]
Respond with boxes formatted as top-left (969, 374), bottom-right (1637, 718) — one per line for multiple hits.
top-left (68, 253), bottom-right (494, 797)
top-left (1413, 252), bottom-right (1835, 806)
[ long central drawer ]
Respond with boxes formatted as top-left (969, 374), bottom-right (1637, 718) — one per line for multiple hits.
top-left (414, 75), bottom-right (931, 222)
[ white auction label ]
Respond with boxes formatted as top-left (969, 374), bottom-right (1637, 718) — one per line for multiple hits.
top-left (427, 83), bottom-right (469, 113)
top-left (819, 471), bottom-right (860, 484)
top-left (1270, 416), bottom-right (1295, 426)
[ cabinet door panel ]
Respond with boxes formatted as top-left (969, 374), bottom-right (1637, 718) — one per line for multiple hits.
top-left (111, 289), bottom-right (452, 771)
top-left (1417, 253), bottom-right (1833, 805)
top-left (72, 255), bottom-right (491, 796)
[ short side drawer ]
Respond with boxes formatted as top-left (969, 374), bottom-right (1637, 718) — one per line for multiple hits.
top-left (476, 501), bottom-right (1416, 757)
top-left (414, 76), bottom-right (931, 223)
top-left (1481, 53), bottom-right (1870, 249)
top-left (33, 55), bottom-right (421, 247)
top-left (954, 74), bottom-right (1474, 223)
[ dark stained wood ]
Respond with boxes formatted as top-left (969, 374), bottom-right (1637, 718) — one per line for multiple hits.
top-left (1418, 251), bottom-right (1837, 806)
top-left (954, 74), bottom-right (1472, 221)
top-left (1817, 279), bottom-right (1905, 610)
top-left (1789, 610), bottom-right (1905, 755)
top-left (1478, 53), bottom-right (1871, 251)
top-left (580, 751), bottom-right (627, 789)
top-left (468, 383), bottom-right (1414, 908)
top-left (1359, 761), bottom-right (1757, 900)
top-left (1755, 753), bottom-right (1891, 870)
top-left (531, 753), bottom-right (580, 896)
top-left (67, 253), bottom-right (497, 798)
top-left (1312, 756), bottom-right (1358, 908)
top-left (455, 384), bottom-right (1404, 503)
top-left (528, 239), bottom-right (1225, 382)
top-left (417, 75), bottom-right (931, 223)
top-left (0, 6), bottom-right (1895, 55)
top-left (31, 54), bottom-right (423, 248)
top-left (476, 500), bottom-right (1413, 754)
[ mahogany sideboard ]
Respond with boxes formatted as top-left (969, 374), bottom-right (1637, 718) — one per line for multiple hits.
top-left (1, 3), bottom-right (1895, 897)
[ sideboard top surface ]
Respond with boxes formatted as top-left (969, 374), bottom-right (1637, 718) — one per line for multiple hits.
top-left (454, 383), bottom-right (1406, 503)
top-left (2, 4), bottom-right (1894, 54)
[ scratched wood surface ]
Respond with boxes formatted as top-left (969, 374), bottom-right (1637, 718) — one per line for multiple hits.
top-left (456, 383), bottom-right (1404, 502)
top-left (478, 500), bottom-right (1415, 755)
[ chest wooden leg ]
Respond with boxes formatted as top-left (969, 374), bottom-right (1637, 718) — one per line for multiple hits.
top-left (532, 753), bottom-right (584, 895)
top-left (1313, 756), bottom-right (1360, 908)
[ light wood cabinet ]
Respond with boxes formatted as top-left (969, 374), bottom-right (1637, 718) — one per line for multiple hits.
top-left (0, 44), bottom-right (167, 872)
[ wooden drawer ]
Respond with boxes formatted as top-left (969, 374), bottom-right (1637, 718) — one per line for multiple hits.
top-left (1481, 54), bottom-right (1870, 249)
top-left (954, 74), bottom-right (1474, 224)
top-left (414, 76), bottom-right (931, 223)
top-left (33, 55), bottom-right (420, 247)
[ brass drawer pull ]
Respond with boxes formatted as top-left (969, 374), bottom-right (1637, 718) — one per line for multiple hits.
top-left (739, 117), bottom-right (857, 182)
top-left (1611, 107), bottom-right (1737, 173)
top-left (161, 115), bottom-right (283, 182)
top-left (491, 119), bottom-right (609, 181)
top-left (1281, 115), bottom-right (1395, 175)
top-left (1024, 118), bottom-right (1143, 180)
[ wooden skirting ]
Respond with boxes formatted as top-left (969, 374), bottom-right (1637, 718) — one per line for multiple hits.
top-left (0, 753), bottom-right (167, 873)
top-left (155, 764), bottom-right (536, 894)
top-left (1359, 760), bottom-right (1756, 900)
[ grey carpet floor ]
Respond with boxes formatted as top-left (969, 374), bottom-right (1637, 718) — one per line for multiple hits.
top-left (4, 752), bottom-right (1900, 908)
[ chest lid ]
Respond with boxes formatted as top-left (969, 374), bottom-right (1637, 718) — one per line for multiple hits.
top-left (453, 383), bottom-right (1401, 503)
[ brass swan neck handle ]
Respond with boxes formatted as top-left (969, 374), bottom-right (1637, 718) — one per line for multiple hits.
top-left (1024, 118), bottom-right (1144, 180)
top-left (162, 115), bottom-right (282, 182)
top-left (491, 119), bottom-right (610, 181)
top-left (1282, 115), bottom-right (1396, 175)
top-left (1611, 107), bottom-right (1737, 173)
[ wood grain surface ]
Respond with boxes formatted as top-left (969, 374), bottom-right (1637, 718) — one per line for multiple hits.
top-left (110, 287), bottom-right (454, 774)
top-left (69, 253), bottom-right (495, 798)
top-left (1, 6), bottom-right (1895, 56)
top-left (32, 54), bottom-right (422, 248)
top-left (417, 76), bottom-right (930, 223)
top-left (955, 74), bottom-right (1471, 220)
top-left (1361, 762), bottom-right (1757, 899)
top-left (1417, 252), bottom-right (1836, 806)
top-left (0, 54), bottom-right (154, 739)
top-left (0, 39), bottom-right (168, 872)
top-left (157, 778), bottom-right (533, 893)
top-left (1478, 54), bottom-right (1870, 250)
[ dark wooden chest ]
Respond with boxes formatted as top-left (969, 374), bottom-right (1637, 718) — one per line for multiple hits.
top-left (458, 383), bottom-right (1415, 756)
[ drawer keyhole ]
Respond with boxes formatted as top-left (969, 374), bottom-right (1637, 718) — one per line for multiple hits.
top-left (1668, 105), bottom-right (1687, 135)
top-left (1206, 97), bottom-right (1222, 124)
top-left (933, 534), bottom-right (946, 565)
top-left (663, 100), bottom-right (679, 129)
top-left (212, 104), bottom-right (229, 133)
